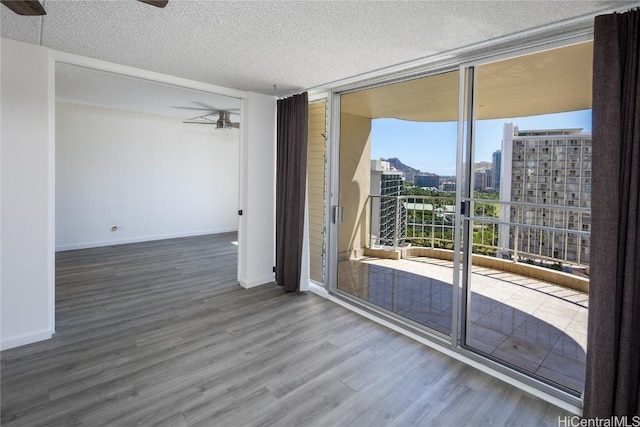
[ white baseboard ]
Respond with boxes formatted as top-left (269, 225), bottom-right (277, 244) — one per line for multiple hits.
top-left (55, 228), bottom-right (238, 251)
top-left (309, 281), bottom-right (329, 298)
top-left (0, 329), bottom-right (52, 351)
top-left (239, 274), bottom-right (275, 289)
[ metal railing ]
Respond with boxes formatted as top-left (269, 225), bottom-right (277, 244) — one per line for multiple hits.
top-left (367, 194), bottom-right (591, 268)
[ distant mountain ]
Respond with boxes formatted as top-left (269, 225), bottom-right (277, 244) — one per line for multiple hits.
top-left (385, 157), bottom-right (422, 175)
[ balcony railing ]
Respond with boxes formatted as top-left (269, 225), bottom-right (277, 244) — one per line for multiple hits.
top-left (367, 194), bottom-right (591, 268)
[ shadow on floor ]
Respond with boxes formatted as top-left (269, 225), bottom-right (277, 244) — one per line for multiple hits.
top-left (337, 258), bottom-right (586, 393)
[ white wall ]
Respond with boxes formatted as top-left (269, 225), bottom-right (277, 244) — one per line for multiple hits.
top-left (1, 39), bottom-right (55, 350)
top-left (55, 102), bottom-right (239, 250)
top-left (237, 92), bottom-right (277, 288)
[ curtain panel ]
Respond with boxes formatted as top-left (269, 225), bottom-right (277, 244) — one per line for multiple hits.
top-left (275, 92), bottom-right (309, 293)
top-left (584, 8), bottom-right (640, 418)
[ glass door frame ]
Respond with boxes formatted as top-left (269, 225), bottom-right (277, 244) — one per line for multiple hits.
top-left (324, 33), bottom-right (593, 411)
top-left (325, 68), bottom-right (461, 347)
top-left (456, 35), bottom-right (593, 405)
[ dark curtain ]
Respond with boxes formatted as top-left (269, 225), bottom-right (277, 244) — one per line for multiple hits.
top-left (275, 92), bottom-right (309, 293)
top-left (584, 9), bottom-right (640, 418)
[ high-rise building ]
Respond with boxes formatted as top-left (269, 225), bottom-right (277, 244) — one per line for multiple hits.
top-left (415, 173), bottom-right (440, 189)
top-left (498, 124), bottom-right (591, 265)
top-left (492, 150), bottom-right (502, 192)
top-left (370, 160), bottom-right (406, 247)
top-left (441, 181), bottom-right (456, 192)
top-left (485, 169), bottom-right (494, 190)
top-left (474, 170), bottom-right (488, 190)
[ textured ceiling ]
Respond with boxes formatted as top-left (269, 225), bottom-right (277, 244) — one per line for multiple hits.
top-left (2, 0), bottom-right (637, 97)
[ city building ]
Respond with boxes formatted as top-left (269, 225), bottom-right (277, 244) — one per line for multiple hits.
top-left (492, 150), bottom-right (502, 192)
top-left (441, 181), bottom-right (457, 192)
top-left (370, 160), bottom-right (406, 247)
top-left (403, 170), bottom-right (416, 183)
top-left (440, 178), bottom-right (456, 192)
top-left (474, 170), bottom-right (488, 190)
top-left (415, 173), bottom-right (440, 189)
top-left (499, 123), bottom-right (592, 265)
top-left (485, 168), bottom-right (494, 190)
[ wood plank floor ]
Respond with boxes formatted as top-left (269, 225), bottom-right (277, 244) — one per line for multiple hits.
top-left (1, 233), bottom-right (571, 426)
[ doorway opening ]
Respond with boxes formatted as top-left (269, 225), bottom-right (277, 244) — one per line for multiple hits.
top-left (54, 62), bottom-right (242, 332)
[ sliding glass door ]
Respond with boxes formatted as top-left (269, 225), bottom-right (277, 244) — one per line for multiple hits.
top-left (334, 71), bottom-right (459, 337)
top-left (461, 42), bottom-right (592, 395)
top-left (329, 39), bottom-right (592, 401)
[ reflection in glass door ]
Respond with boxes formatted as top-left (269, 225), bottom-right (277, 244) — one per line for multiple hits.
top-left (335, 71), bottom-right (459, 336)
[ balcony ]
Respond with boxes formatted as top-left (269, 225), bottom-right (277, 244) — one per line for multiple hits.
top-left (337, 194), bottom-right (590, 393)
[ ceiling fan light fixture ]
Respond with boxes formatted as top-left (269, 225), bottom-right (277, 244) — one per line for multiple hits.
top-left (182, 109), bottom-right (239, 129)
top-left (216, 111), bottom-right (233, 129)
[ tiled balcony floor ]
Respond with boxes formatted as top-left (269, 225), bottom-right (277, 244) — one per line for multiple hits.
top-left (337, 256), bottom-right (588, 393)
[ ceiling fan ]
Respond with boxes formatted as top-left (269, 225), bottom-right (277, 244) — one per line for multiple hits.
top-left (183, 111), bottom-right (240, 130)
top-left (1, 0), bottom-right (168, 16)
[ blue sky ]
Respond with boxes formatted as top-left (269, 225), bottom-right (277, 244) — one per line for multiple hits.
top-left (371, 109), bottom-right (592, 176)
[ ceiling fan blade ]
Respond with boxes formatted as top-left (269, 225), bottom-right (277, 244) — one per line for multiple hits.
top-left (187, 113), bottom-right (215, 120)
top-left (137, 0), bottom-right (168, 8)
top-left (183, 121), bottom-right (217, 125)
top-left (194, 101), bottom-right (221, 111)
top-left (1, 0), bottom-right (46, 15)
top-left (231, 123), bottom-right (240, 129)
top-left (173, 106), bottom-right (219, 112)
